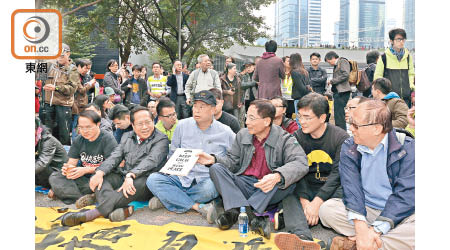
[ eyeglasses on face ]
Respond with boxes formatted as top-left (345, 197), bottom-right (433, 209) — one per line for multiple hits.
top-left (245, 114), bottom-right (264, 122)
top-left (344, 106), bottom-right (357, 111)
top-left (349, 117), bottom-right (378, 130)
top-left (135, 120), bottom-right (153, 128)
top-left (78, 125), bottom-right (96, 132)
top-left (160, 112), bottom-right (177, 118)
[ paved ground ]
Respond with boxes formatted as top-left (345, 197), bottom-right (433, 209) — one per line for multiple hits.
top-left (36, 192), bottom-right (339, 244)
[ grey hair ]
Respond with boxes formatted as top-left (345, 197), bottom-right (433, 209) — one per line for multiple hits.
top-left (197, 54), bottom-right (209, 63)
top-left (358, 99), bottom-right (393, 134)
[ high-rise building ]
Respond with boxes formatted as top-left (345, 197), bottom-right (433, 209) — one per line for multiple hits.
top-left (274, 0), bottom-right (321, 47)
top-left (404, 0), bottom-right (415, 49)
top-left (274, 0), bottom-right (299, 46)
top-left (334, 21), bottom-right (340, 47)
top-left (338, 0), bottom-right (385, 48)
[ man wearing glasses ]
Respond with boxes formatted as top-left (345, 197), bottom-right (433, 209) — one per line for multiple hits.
top-left (345, 96), bottom-right (369, 136)
top-left (320, 100), bottom-right (415, 250)
top-left (60, 107), bottom-right (169, 226)
top-left (197, 99), bottom-right (308, 239)
top-left (146, 90), bottom-right (235, 224)
top-left (155, 97), bottom-right (178, 142)
top-left (374, 28), bottom-right (415, 106)
top-left (49, 110), bottom-right (117, 207)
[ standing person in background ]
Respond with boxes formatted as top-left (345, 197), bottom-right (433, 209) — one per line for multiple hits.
top-left (121, 65), bottom-right (148, 108)
top-left (220, 56), bottom-right (235, 77)
top-left (242, 62), bottom-right (258, 114)
top-left (220, 63), bottom-right (243, 120)
top-left (185, 54), bottom-right (221, 105)
top-left (147, 62), bottom-right (168, 102)
top-left (325, 51), bottom-right (351, 131)
top-left (103, 59), bottom-right (124, 103)
top-left (307, 52), bottom-right (328, 95)
top-left (281, 56), bottom-right (295, 119)
top-left (253, 40), bottom-right (285, 99)
top-left (166, 60), bottom-right (190, 119)
top-left (363, 50), bottom-right (380, 97)
top-left (84, 59), bottom-right (96, 103)
top-left (374, 28), bottom-right (415, 106)
top-left (290, 53), bottom-right (311, 125)
top-left (41, 43), bottom-right (79, 146)
top-left (140, 66), bottom-right (147, 81)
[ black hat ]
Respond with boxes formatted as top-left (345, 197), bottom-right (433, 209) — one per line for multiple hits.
top-left (109, 104), bottom-right (130, 120)
top-left (193, 90), bottom-right (216, 106)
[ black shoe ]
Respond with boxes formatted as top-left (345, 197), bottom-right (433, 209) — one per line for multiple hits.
top-left (250, 216), bottom-right (271, 240)
top-left (61, 212), bottom-right (87, 226)
top-left (215, 208), bottom-right (239, 230)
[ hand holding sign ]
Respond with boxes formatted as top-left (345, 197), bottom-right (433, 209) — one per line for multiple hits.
top-left (160, 148), bottom-right (203, 176)
top-left (196, 152), bottom-right (215, 165)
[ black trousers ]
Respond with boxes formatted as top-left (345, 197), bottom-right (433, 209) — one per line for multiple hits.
top-left (95, 173), bottom-right (152, 217)
top-left (49, 171), bottom-right (92, 205)
top-left (209, 164), bottom-right (295, 214)
top-left (35, 167), bottom-right (55, 189)
top-left (282, 183), bottom-right (342, 240)
top-left (40, 103), bottom-right (72, 145)
top-left (175, 95), bottom-right (190, 119)
top-left (333, 91), bottom-right (350, 130)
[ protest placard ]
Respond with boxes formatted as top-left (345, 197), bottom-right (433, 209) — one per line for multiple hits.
top-left (159, 148), bottom-right (202, 176)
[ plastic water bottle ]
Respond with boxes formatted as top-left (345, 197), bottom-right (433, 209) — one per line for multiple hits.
top-left (238, 207), bottom-right (248, 237)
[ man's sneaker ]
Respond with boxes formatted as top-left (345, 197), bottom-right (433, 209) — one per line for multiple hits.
top-left (75, 193), bottom-right (96, 209)
top-left (109, 206), bottom-right (134, 222)
top-left (275, 233), bottom-right (322, 250)
top-left (274, 209), bottom-right (285, 230)
top-left (198, 200), bottom-right (224, 224)
top-left (328, 236), bottom-right (357, 250)
top-left (250, 216), bottom-right (271, 240)
top-left (148, 197), bottom-right (164, 210)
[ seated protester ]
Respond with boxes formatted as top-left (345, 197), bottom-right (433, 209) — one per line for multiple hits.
top-left (109, 104), bottom-right (133, 143)
top-left (93, 94), bottom-right (113, 122)
top-left (147, 100), bottom-right (159, 124)
top-left (61, 107), bottom-right (169, 226)
top-left (197, 99), bottom-right (309, 239)
top-left (155, 97), bottom-right (178, 142)
top-left (49, 111), bottom-right (118, 206)
top-left (35, 117), bottom-right (68, 189)
top-left (274, 93), bottom-right (349, 250)
top-left (104, 87), bottom-right (117, 107)
top-left (121, 64), bottom-right (148, 108)
top-left (270, 96), bottom-right (299, 134)
top-left (372, 77), bottom-right (408, 129)
top-left (209, 88), bottom-right (240, 134)
top-left (345, 96), bottom-right (369, 136)
top-left (84, 103), bottom-right (113, 134)
top-left (146, 90), bottom-right (235, 223)
top-left (319, 100), bottom-right (415, 250)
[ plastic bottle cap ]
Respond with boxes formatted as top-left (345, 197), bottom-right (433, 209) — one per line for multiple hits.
top-left (240, 207), bottom-right (246, 213)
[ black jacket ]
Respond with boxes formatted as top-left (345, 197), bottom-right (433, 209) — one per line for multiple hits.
top-left (121, 77), bottom-right (148, 107)
top-left (307, 66), bottom-right (328, 94)
top-left (35, 126), bottom-right (68, 174)
top-left (166, 73), bottom-right (189, 103)
top-left (291, 71), bottom-right (311, 100)
top-left (104, 71), bottom-right (123, 95)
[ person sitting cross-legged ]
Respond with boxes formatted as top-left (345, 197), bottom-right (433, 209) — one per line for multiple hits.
top-left (146, 90), bottom-right (235, 224)
top-left (60, 106), bottom-right (169, 226)
top-left (49, 110), bottom-right (118, 207)
top-left (319, 99), bottom-right (415, 250)
top-left (197, 99), bottom-right (309, 239)
top-left (274, 93), bottom-right (349, 250)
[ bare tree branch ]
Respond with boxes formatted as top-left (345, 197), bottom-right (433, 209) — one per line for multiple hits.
top-left (62, 0), bottom-right (103, 17)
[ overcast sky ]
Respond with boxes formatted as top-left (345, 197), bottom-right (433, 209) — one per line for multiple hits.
top-left (254, 0), bottom-right (405, 45)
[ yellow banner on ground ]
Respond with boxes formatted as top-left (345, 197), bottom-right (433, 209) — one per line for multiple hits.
top-left (35, 207), bottom-right (279, 250)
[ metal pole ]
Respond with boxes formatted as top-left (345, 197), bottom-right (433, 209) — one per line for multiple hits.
top-left (178, 0), bottom-right (181, 61)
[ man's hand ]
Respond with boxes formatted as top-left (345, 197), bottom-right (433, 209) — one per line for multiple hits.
top-left (43, 84), bottom-right (56, 91)
top-left (62, 163), bottom-right (76, 176)
top-left (254, 173), bottom-right (282, 193)
top-left (196, 152), bottom-right (214, 165)
top-left (66, 167), bottom-right (88, 180)
top-left (89, 171), bottom-right (105, 192)
top-left (304, 197), bottom-right (323, 226)
top-left (327, 80), bottom-right (332, 86)
top-left (354, 220), bottom-right (382, 250)
top-left (117, 177), bottom-right (136, 198)
top-left (407, 106), bottom-right (415, 128)
top-left (186, 98), bottom-right (192, 105)
top-left (119, 160), bottom-right (126, 168)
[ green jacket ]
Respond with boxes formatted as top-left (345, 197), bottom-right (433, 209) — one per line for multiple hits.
top-left (155, 120), bottom-right (178, 142)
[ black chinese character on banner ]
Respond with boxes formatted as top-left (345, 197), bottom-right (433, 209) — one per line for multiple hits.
top-left (37, 63), bottom-right (48, 73)
top-left (159, 230), bottom-right (198, 250)
top-left (26, 62), bottom-right (36, 73)
top-left (223, 237), bottom-right (272, 250)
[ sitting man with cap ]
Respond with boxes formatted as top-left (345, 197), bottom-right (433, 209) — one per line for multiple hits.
top-left (104, 87), bottom-right (117, 107)
top-left (197, 99), bottom-right (309, 239)
top-left (146, 90), bottom-right (235, 224)
top-left (60, 106), bottom-right (169, 226)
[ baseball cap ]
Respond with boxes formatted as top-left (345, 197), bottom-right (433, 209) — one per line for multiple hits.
top-left (104, 87), bottom-right (115, 96)
top-left (62, 43), bottom-right (70, 53)
top-left (193, 90), bottom-right (216, 106)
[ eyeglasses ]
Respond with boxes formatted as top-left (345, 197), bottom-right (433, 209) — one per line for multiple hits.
top-left (78, 125), bottom-right (96, 132)
top-left (349, 117), bottom-right (378, 130)
top-left (160, 112), bottom-right (177, 118)
top-left (394, 38), bottom-right (405, 42)
top-left (297, 114), bottom-right (315, 122)
top-left (344, 106), bottom-right (357, 111)
top-left (134, 120), bottom-right (153, 128)
top-left (245, 114), bottom-right (264, 122)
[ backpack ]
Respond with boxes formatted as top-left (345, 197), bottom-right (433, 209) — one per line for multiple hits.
top-left (341, 58), bottom-right (359, 85)
top-left (356, 67), bottom-right (371, 92)
top-left (190, 68), bottom-right (218, 97)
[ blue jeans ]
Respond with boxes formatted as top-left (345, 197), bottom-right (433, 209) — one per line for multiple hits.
top-left (146, 173), bottom-right (219, 213)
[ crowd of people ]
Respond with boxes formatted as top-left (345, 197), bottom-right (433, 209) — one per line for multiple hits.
top-left (35, 28), bottom-right (415, 250)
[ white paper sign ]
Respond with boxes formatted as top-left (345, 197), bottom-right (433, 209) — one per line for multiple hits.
top-left (159, 148), bottom-right (203, 176)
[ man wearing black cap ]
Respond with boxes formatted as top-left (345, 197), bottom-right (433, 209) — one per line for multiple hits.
top-left (41, 43), bottom-right (80, 146)
top-left (146, 90), bottom-right (235, 224)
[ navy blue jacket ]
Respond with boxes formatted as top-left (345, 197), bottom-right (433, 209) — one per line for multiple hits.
top-left (339, 129), bottom-right (415, 229)
top-left (166, 73), bottom-right (189, 103)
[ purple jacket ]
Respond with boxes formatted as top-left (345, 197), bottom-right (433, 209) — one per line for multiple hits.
top-left (253, 55), bottom-right (285, 99)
